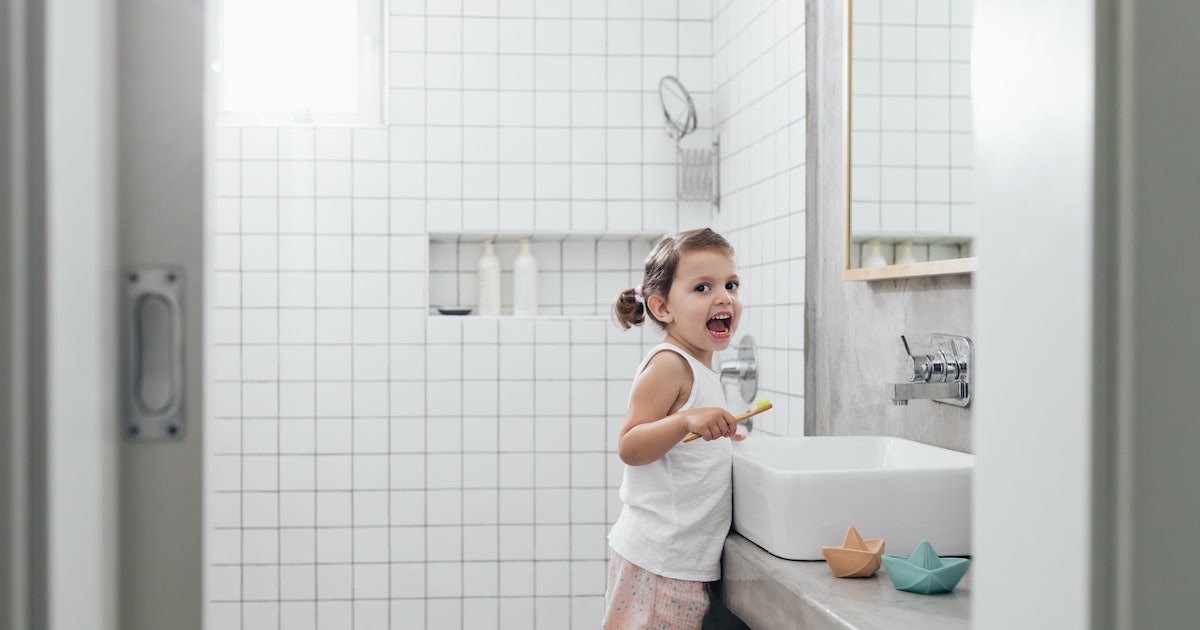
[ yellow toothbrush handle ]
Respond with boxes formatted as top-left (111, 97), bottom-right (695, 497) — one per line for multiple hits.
top-left (682, 402), bottom-right (773, 443)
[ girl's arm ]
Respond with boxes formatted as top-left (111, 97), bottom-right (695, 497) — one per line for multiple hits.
top-left (617, 351), bottom-right (741, 466)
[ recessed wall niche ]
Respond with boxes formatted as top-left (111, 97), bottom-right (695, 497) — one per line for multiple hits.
top-left (428, 233), bottom-right (663, 317)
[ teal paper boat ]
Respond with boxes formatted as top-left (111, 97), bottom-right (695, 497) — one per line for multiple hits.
top-left (880, 540), bottom-right (970, 594)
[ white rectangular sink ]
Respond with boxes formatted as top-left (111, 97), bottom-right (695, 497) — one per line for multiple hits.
top-left (731, 436), bottom-right (973, 561)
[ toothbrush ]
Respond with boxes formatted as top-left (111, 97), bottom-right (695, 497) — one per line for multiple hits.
top-left (682, 398), bottom-right (772, 443)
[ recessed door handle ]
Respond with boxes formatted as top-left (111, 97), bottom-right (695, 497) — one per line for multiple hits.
top-left (133, 294), bottom-right (175, 414)
top-left (123, 266), bottom-right (185, 440)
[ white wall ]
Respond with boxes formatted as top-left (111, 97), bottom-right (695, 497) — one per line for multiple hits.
top-left (972, 0), bottom-right (1095, 627)
top-left (46, 0), bottom-right (119, 628)
top-left (711, 0), bottom-right (807, 435)
top-left (206, 2), bottom-right (722, 628)
top-left (808, 0), bottom-right (973, 452)
top-left (849, 0), bottom-right (975, 259)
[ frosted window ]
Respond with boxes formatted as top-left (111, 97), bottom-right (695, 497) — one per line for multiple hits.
top-left (217, 0), bottom-right (382, 126)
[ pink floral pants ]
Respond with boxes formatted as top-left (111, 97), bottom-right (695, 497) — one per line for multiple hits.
top-left (602, 552), bottom-right (709, 630)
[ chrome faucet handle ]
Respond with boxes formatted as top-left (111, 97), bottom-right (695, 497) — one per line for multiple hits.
top-left (719, 336), bottom-right (759, 405)
top-left (899, 335), bottom-right (936, 382)
top-left (899, 335), bottom-right (917, 378)
top-left (719, 358), bottom-right (753, 380)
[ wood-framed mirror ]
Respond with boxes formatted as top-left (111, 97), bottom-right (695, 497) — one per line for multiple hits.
top-left (843, 0), bottom-right (977, 281)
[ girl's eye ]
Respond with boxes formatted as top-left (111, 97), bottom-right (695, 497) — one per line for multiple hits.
top-left (726, 281), bottom-right (739, 291)
top-left (695, 283), bottom-right (710, 292)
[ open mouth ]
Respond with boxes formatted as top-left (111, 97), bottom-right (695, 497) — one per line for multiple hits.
top-left (706, 313), bottom-right (732, 337)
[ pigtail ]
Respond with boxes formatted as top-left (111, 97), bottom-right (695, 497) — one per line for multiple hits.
top-left (612, 288), bottom-right (645, 330)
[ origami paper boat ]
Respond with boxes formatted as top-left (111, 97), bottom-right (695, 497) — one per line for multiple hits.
top-left (881, 540), bottom-right (970, 594)
top-left (821, 526), bottom-right (885, 578)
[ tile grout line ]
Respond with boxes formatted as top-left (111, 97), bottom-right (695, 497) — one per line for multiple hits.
top-left (491, 14), bottom-right (504, 625)
top-left (349, 129), bottom-right (357, 629)
top-left (458, 11), bottom-right (468, 620)
top-left (494, 317), bottom-right (501, 629)
top-left (422, 3), bottom-right (431, 623)
top-left (237, 128), bottom-right (245, 630)
top-left (387, 112), bottom-right (394, 630)
top-left (274, 129), bottom-right (283, 630)
top-left (310, 128), bottom-right (319, 628)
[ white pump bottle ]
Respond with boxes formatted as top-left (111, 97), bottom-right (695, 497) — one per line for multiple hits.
top-left (512, 239), bottom-right (538, 316)
top-left (476, 240), bottom-right (501, 316)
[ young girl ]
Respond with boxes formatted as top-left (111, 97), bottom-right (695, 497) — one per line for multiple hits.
top-left (603, 228), bottom-right (746, 629)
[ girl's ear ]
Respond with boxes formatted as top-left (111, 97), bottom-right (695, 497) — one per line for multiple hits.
top-left (646, 293), bottom-right (673, 324)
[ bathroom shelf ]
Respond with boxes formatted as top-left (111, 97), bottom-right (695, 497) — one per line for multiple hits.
top-left (427, 232), bottom-right (662, 318)
top-left (850, 233), bottom-right (972, 246)
top-left (428, 231), bottom-right (666, 244)
top-left (843, 257), bottom-right (976, 282)
top-left (425, 312), bottom-right (613, 320)
top-left (847, 233), bottom-right (974, 279)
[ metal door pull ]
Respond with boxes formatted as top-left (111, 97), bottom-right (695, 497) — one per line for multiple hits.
top-left (123, 266), bottom-right (185, 440)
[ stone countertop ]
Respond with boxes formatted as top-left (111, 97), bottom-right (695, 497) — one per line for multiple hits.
top-left (720, 534), bottom-right (971, 630)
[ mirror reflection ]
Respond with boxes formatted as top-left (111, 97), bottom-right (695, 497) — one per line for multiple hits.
top-left (846, 0), bottom-right (976, 278)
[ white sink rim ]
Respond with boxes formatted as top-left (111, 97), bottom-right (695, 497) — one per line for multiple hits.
top-left (731, 436), bottom-right (974, 561)
top-left (733, 435), bottom-right (973, 473)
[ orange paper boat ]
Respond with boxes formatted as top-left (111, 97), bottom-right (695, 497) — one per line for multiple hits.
top-left (821, 526), bottom-right (886, 578)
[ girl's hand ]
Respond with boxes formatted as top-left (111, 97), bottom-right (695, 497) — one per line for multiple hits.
top-left (680, 407), bottom-right (740, 442)
top-left (618, 351), bottom-right (746, 465)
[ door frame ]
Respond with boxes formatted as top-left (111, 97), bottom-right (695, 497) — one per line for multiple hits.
top-left (5, 0), bottom-right (207, 628)
top-left (114, 0), bottom-right (208, 628)
top-left (2, 0), bottom-right (50, 627)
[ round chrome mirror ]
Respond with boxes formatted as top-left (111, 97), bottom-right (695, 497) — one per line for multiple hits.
top-left (658, 75), bottom-right (697, 141)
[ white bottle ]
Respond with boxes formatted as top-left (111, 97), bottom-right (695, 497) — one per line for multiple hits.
top-left (862, 238), bottom-right (888, 268)
top-left (476, 239), bottom-right (501, 316)
top-left (894, 240), bottom-right (917, 265)
top-left (512, 239), bottom-right (538, 317)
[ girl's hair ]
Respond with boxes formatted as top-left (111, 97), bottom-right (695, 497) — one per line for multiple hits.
top-left (612, 227), bottom-right (735, 330)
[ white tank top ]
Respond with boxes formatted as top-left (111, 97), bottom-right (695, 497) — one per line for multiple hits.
top-left (607, 342), bottom-right (733, 581)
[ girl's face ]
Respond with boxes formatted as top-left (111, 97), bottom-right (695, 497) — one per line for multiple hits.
top-left (651, 248), bottom-right (742, 362)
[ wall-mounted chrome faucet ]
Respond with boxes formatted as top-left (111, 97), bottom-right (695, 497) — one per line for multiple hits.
top-left (719, 335), bottom-right (758, 404)
top-left (888, 334), bottom-right (972, 407)
top-left (718, 336), bottom-right (760, 432)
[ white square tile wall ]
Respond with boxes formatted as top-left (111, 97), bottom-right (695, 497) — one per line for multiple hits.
top-left (849, 0), bottom-right (974, 241)
top-left (711, 0), bottom-right (807, 437)
top-left (208, 1), bottom-right (732, 628)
